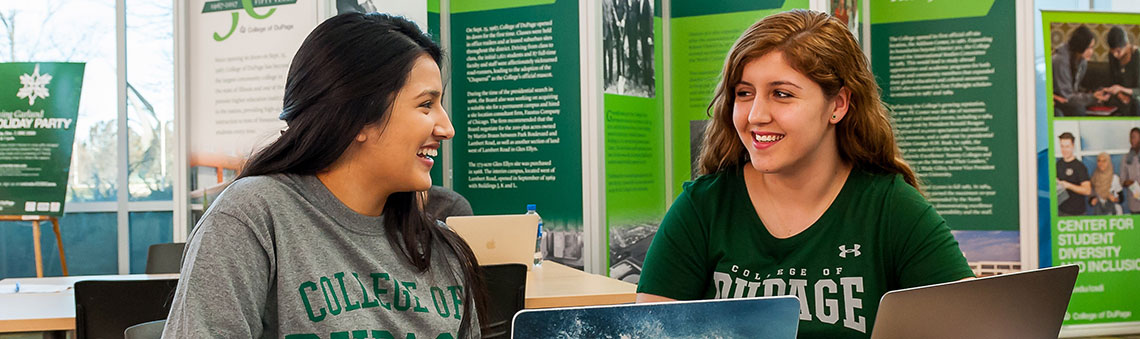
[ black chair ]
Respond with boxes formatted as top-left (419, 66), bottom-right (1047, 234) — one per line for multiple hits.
top-left (145, 243), bottom-right (185, 274)
top-left (480, 263), bottom-right (527, 339)
top-left (75, 279), bottom-right (179, 339)
top-left (123, 319), bottom-right (166, 339)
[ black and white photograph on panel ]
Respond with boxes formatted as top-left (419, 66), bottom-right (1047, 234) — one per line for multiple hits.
top-left (603, 0), bottom-right (655, 98)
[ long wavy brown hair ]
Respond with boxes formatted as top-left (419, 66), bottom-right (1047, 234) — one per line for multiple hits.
top-left (697, 9), bottom-right (920, 190)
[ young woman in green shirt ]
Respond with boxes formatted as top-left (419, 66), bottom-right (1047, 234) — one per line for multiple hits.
top-left (637, 10), bottom-right (975, 338)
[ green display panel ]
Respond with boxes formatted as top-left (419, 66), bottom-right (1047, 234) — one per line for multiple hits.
top-left (450, 0), bottom-right (585, 268)
top-left (668, 0), bottom-right (808, 197)
top-left (603, 0), bottom-right (665, 281)
top-left (1042, 10), bottom-right (1140, 327)
top-left (870, 0), bottom-right (1018, 231)
top-left (0, 63), bottom-right (84, 217)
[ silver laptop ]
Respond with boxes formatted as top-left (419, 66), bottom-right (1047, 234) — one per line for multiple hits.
top-left (871, 264), bottom-right (1079, 339)
top-left (446, 214), bottom-right (539, 269)
top-left (512, 296), bottom-right (801, 338)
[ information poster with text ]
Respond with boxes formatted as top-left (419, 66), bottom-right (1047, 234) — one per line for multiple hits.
top-left (870, 0), bottom-right (1022, 277)
top-left (0, 63), bottom-right (84, 217)
top-left (450, 0), bottom-right (585, 269)
top-left (1042, 10), bottom-right (1140, 327)
top-left (604, 0), bottom-right (665, 282)
top-left (188, 0), bottom-right (318, 190)
top-left (669, 0), bottom-right (809, 196)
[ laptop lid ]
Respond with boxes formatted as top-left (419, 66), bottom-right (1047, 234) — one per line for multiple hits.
top-left (511, 296), bottom-right (801, 338)
top-left (870, 264), bottom-right (1079, 339)
top-left (446, 214), bottom-right (539, 268)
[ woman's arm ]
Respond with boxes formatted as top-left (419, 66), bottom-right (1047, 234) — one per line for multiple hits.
top-left (1053, 54), bottom-right (1096, 104)
top-left (637, 187), bottom-right (711, 301)
top-left (163, 211), bottom-right (273, 338)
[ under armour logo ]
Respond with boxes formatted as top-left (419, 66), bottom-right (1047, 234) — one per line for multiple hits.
top-left (839, 244), bottom-right (861, 258)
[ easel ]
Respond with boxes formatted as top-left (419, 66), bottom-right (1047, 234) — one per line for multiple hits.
top-left (0, 215), bottom-right (68, 277)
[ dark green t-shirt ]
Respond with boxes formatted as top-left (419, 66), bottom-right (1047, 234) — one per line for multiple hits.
top-left (637, 167), bottom-right (974, 338)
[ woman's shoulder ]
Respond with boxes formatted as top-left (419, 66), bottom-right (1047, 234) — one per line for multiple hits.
top-left (682, 167), bottom-right (740, 198)
top-left (222, 173), bottom-right (295, 194)
top-left (207, 174), bottom-right (301, 215)
top-left (853, 169), bottom-right (929, 208)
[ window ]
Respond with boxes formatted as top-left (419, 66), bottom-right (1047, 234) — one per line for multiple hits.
top-left (0, 0), bottom-right (174, 278)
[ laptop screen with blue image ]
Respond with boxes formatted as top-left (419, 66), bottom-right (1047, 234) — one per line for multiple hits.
top-left (511, 296), bottom-right (800, 338)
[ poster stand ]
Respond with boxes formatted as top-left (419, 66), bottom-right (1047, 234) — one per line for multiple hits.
top-left (0, 215), bottom-right (68, 278)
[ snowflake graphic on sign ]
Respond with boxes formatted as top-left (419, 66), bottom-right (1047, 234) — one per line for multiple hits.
top-left (16, 64), bottom-right (52, 106)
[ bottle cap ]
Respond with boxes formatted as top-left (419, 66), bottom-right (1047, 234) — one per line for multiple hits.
top-left (526, 204), bottom-right (537, 211)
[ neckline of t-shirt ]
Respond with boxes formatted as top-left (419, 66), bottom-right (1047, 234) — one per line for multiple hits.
top-left (736, 166), bottom-right (867, 249)
top-left (290, 173), bottom-right (388, 235)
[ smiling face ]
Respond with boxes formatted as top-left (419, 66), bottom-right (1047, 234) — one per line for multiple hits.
top-left (1059, 137), bottom-right (1075, 160)
top-left (353, 54), bottom-right (453, 192)
top-left (732, 51), bottom-right (848, 174)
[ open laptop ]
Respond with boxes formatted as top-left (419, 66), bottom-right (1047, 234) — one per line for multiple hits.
top-left (446, 214), bottom-right (539, 269)
top-left (512, 296), bottom-right (800, 338)
top-left (871, 264), bottom-right (1079, 339)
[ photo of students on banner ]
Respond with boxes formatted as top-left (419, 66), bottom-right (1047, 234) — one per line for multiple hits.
top-left (1052, 120), bottom-right (1140, 216)
top-left (603, 0), bottom-right (655, 98)
top-left (1051, 23), bottom-right (1140, 117)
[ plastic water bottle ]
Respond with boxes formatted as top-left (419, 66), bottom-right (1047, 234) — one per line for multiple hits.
top-left (526, 204), bottom-right (543, 267)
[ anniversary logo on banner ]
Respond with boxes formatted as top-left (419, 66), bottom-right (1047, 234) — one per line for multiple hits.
top-left (0, 63), bottom-right (84, 217)
top-left (187, 0), bottom-right (317, 205)
top-left (1042, 10), bottom-right (1140, 327)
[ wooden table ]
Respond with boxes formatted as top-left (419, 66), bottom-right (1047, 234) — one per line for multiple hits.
top-left (0, 263), bottom-right (635, 333)
top-left (525, 261), bottom-right (637, 308)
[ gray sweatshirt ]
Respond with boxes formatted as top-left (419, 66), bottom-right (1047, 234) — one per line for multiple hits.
top-left (163, 174), bottom-right (478, 339)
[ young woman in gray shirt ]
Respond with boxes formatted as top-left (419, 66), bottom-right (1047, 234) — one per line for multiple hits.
top-left (163, 13), bottom-right (485, 339)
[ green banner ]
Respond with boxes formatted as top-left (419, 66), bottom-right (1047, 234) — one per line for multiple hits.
top-left (1041, 10), bottom-right (1140, 327)
top-left (604, 0), bottom-right (665, 281)
top-left (0, 63), bottom-right (84, 217)
top-left (870, 0), bottom-right (1018, 231)
top-left (668, 0), bottom-right (809, 197)
top-left (451, 0), bottom-right (585, 269)
top-left (451, 0), bottom-right (556, 14)
top-left (869, 0), bottom-right (994, 24)
top-left (672, 0), bottom-right (785, 18)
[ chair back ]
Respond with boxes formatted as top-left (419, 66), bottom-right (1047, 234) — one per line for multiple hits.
top-left (75, 279), bottom-right (178, 339)
top-left (145, 243), bottom-right (185, 274)
top-left (480, 263), bottom-right (527, 339)
top-left (124, 319), bottom-right (166, 339)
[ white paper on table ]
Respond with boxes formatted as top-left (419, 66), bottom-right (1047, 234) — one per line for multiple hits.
top-left (0, 284), bottom-right (15, 294)
top-left (20, 284), bottom-right (70, 293)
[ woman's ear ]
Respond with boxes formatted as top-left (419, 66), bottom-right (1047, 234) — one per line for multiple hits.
top-left (355, 124), bottom-right (380, 142)
top-left (830, 87), bottom-right (852, 124)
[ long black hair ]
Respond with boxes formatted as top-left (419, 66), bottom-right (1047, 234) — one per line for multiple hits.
top-left (1067, 25), bottom-right (1095, 75)
top-left (237, 12), bottom-right (487, 337)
